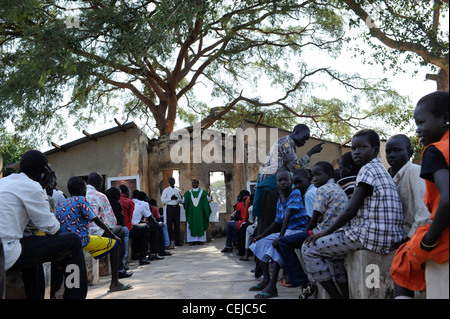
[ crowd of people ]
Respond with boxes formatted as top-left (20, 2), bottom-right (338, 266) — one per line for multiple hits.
top-left (0, 90), bottom-right (448, 299)
top-left (0, 144), bottom-right (216, 299)
top-left (220, 91), bottom-right (448, 299)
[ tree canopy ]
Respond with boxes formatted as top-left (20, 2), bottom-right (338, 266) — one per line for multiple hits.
top-left (0, 0), bottom-right (420, 145)
top-left (339, 0), bottom-right (449, 90)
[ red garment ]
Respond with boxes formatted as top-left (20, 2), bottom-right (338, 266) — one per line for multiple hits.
top-left (119, 194), bottom-right (135, 231)
top-left (237, 197), bottom-right (250, 229)
top-left (152, 206), bottom-right (160, 219)
top-left (391, 130), bottom-right (449, 291)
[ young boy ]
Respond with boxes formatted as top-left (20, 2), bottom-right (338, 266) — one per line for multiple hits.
top-left (278, 162), bottom-right (349, 299)
top-left (249, 170), bottom-right (309, 299)
top-left (302, 129), bottom-right (404, 299)
top-left (391, 91), bottom-right (449, 297)
top-left (55, 177), bottom-right (132, 294)
top-left (337, 152), bottom-right (360, 199)
top-left (293, 168), bottom-right (316, 219)
top-left (385, 134), bottom-right (430, 240)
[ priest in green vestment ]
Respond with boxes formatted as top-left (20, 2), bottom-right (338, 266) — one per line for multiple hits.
top-left (183, 179), bottom-right (212, 244)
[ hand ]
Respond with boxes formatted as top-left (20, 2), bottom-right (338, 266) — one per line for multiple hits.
top-left (307, 142), bottom-right (325, 156)
top-left (272, 237), bottom-right (281, 249)
top-left (171, 194), bottom-right (178, 200)
top-left (113, 235), bottom-right (122, 245)
top-left (252, 235), bottom-right (263, 243)
top-left (304, 231), bottom-right (326, 246)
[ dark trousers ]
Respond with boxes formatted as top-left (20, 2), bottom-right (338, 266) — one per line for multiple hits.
top-left (237, 222), bottom-right (252, 256)
top-left (148, 222), bottom-right (160, 254)
top-left (225, 221), bottom-right (239, 248)
top-left (130, 223), bottom-right (151, 259)
top-left (10, 233), bottom-right (87, 299)
top-left (166, 205), bottom-right (181, 244)
top-left (278, 231), bottom-right (310, 287)
top-left (102, 225), bottom-right (126, 271)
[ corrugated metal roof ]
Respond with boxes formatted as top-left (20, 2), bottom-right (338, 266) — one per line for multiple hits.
top-left (44, 122), bottom-right (137, 155)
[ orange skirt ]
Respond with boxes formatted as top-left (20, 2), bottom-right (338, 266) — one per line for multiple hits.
top-left (391, 224), bottom-right (449, 291)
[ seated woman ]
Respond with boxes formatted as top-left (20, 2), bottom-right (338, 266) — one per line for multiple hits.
top-left (221, 190), bottom-right (250, 253)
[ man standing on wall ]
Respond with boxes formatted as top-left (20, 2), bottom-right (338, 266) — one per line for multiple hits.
top-left (183, 179), bottom-right (212, 245)
top-left (161, 177), bottom-right (183, 246)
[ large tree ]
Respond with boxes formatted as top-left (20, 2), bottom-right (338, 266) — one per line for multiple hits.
top-left (1, 0), bottom-right (410, 143)
top-left (339, 0), bottom-right (449, 91)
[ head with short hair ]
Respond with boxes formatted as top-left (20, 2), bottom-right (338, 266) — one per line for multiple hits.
top-left (414, 91), bottom-right (449, 146)
top-left (119, 184), bottom-right (130, 197)
top-left (293, 168), bottom-right (311, 194)
top-left (311, 161), bottom-right (334, 188)
top-left (137, 191), bottom-right (148, 201)
top-left (351, 129), bottom-right (380, 166)
top-left (386, 134), bottom-right (412, 153)
top-left (19, 150), bottom-right (48, 181)
top-left (276, 170), bottom-right (293, 192)
top-left (386, 134), bottom-right (414, 173)
top-left (67, 176), bottom-right (87, 197)
top-left (87, 172), bottom-right (103, 191)
top-left (290, 124), bottom-right (311, 147)
top-left (353, 129), bottom-right (380, 150)
top-left (417, 91), bottom-right (449, 118)
top-left (132, 189), bottom-right (140, 199)
top-left (106, 187), bottom-right (122, 201)
top-left (339, 152), bottom-right (360, 178)
top-left (313, 161), bottom-right (335, 178)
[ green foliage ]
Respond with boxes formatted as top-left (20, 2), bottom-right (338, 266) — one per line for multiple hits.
top-left (0, 128), bottom-right (36, 175)
top-left (0, 0), bottom-right (418, 145)
top-left (337, 0), bottom-right (449, 75)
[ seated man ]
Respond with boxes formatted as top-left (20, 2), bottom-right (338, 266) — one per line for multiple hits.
top-left (55, 177), bottom-right (131, 294)
top-left (0, 150), bottom-right (87, 299)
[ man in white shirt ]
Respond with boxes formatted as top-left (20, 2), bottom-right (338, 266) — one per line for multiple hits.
top-left (161, 177), bottom-right (183, 246)
top-left (0, 150), bottom-right (87, 298)
top-left (130, 190), bottom-right (164, 261)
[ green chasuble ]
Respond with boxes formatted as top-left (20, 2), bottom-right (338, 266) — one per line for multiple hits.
top-left (183, 189), bottom-right (212, 237)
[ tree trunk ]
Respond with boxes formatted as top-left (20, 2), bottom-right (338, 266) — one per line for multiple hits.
top-left (427, 68), bottom-right (449, 92)
top-left (437, 68), bottom-right (449, 91)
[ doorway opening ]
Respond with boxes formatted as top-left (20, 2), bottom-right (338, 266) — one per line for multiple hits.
top-left (209, 171), bottom-right (226, 213)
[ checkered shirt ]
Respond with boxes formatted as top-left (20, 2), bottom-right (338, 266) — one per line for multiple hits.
top-left (344, 158), bottom-right (404, 254)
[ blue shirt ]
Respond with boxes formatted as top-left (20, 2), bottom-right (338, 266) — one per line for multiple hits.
top-left (275, 189), bottom-right (308, 230)
top-left (303, 184), bottom-right (317, 218)
top-left (56, 196), bottom-right (96, 247)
